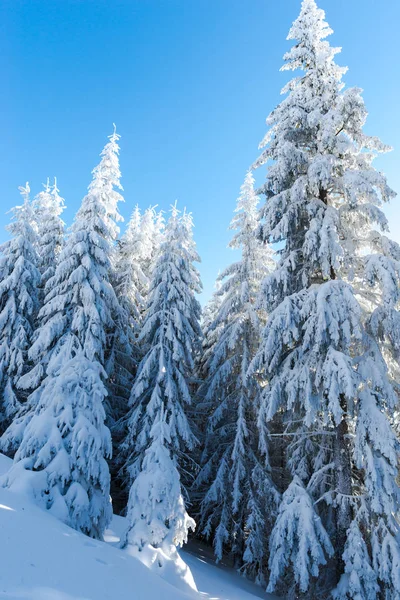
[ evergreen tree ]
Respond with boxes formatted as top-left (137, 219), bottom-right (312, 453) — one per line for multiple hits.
top-left (89, 125), bottom-right (124, 401)
top-left (122, 405), bottom-right (195, 552)
top-left (1, 131), bottom-right (124, 537)
top-left (138, 205), bottom-right (156, 272)
top-left (33, 178), bottom-right (65, 300)
top-left (332, 507), bottom-right (379, 600)
top-left (267, 476), bottom-right (333, 596)
top-left (3, 128), bottom-right (124, 455)
top-left (109, 205), bottom-right (164, 513)
top-left (197, 278), bottom-right (224, 382)
top-left (0, 184), bottom-right (40, 432)
top-left (4, 352), bottom-right (112, 539)
top-left (194, 172), bottom-right (277, 581)
top-left (120, 204), bottom-right (202, 550)
top-left (108, 205), bottom-right (150, 512)
top-left (109, 205), bottom-right (148, 422)
top-left (249, 0), bottom-right (400, 596)
top-left (92, 125), bottom-right (124, 250)
top-left (139, 206), bottom-right (165, 297)
top-left (190, 278), bottom-right (224, 477)
top-left (114, 205), bottom-right (148, 328)
top-left (184, 277), bottom-right (223, 529)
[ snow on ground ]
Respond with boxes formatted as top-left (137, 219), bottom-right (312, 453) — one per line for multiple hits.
top-left (0, 454), bottom-right (277, 600)
top-left (106, 514), bottom-right (277, 600)
top-left (182, 542), bottom-right (276, 600)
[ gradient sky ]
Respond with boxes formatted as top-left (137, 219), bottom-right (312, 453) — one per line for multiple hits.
top-left (3, 0), bottom-right (400, 303)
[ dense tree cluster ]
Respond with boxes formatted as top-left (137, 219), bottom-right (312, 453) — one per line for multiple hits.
top-left (0, 1), bottom-right (399, 597)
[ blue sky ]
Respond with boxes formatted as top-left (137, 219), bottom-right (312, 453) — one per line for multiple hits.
top-left (3, 0), bottom-right (400, 303)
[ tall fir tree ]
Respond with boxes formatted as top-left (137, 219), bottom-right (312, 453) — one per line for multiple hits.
top-left (108, 205), bottom-right (150, 512)
top-left (93, 125), bottom-right (124, 251)
top-left (120, 204), bottom-right (202, 552)
top-left (32, 178), bottom-right (65, 302)
top-left (91, 126), bottom-right (125, 405)
top-left (122, 404), bottom-right (195, 554)
top-left (194, 171), bottom-right (278, 582)
top-left (191, 278), bottom-right (224, 474)
top-left (267, 475), bottom-right (334, 596)
top-left (109, 205), bottom-right (165, 513)
top-left (3, 129), bottom-right (124, 456)
top-left (139, 205), bottom-right (165, 297)
top-left (249, 1), bottom-right (400, 597)
top-left (1, 130), bottom-right (124, 538)
top-left (114, 205), bottom-right (148, 329)
top-left (108, 205), bottom-right (148, 423)
top-left (0, 184), bottom-right (40, 432)
top-left (197, 278), bottom-right (224, 383)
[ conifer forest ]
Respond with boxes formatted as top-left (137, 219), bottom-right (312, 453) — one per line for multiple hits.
top-left (2, 1), bottom-right (400, 598)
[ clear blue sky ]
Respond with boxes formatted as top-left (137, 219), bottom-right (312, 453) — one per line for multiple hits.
top-left (3, 0), bottom-right (400, 303)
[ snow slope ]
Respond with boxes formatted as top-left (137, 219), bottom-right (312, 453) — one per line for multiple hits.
top-left (183, 543), bottom-right (274, 600)
top-left (0, 454), bottom-right (276, 600)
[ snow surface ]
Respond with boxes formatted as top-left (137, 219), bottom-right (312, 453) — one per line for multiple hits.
top-left (0, 454), bottom-right (277, 600)
top-left (182, 542), bottom-right (277, 600)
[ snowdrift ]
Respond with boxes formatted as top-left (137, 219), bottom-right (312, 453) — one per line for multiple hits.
top-left (0, 454), bottom-right (195, 600)
top-left (0, 454), bottom-right (275, 600)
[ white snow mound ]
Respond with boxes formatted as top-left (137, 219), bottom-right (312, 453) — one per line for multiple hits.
top-left (0, 454), bottom-right (276, 600)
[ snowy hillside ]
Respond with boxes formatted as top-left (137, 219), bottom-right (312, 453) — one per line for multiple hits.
top-left (2, 0), bottom-right (399, 597)
top-left (0, 454), bottom-right (276, 600)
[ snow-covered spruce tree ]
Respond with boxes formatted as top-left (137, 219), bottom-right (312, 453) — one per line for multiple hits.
top-left (109, 205), bottom-right (164, 514)
top-left (109, 205), bottom-right (148, 420)
top-left (1, 131), bottom-right (124, 537)
top-left (114, 206), bottom-right (148, 324)
top-left (249, 0), bottom-right (400, 597)
top-left (197, 278), bottom-right (224, 382)
top-left (5, 128), bottom-right (122, 440)
top-left (267, 475), bottom-right (334, 596)
top-left (108, 205), bottom-right (150, 513)
top-left (139, 206), bottom-right (165, 293)
top-left (32, 178), bottom-right (65, 301)
top-left (194, 171), bottom-right (278, 581)
top-left (6, 351), bottom-right (112, 538)
top-left (89, 126), bottom-right (125, 416)
top-left (332, 504), bottom-right (379, 600)
top-left (0, 184), bottom-right (40, 432)
top-left (153, 208), bottom-right (165, 247)
top-left (92, 125), bottom-right (124, 253)
top-left (189, 279), bottom-right (224, 525)
top-left (122, 404), bottom-right (195, 553)
top-left (191, 278), bottom-right (224, 455)
top-left (120, 204), bottom-right (202, 551)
